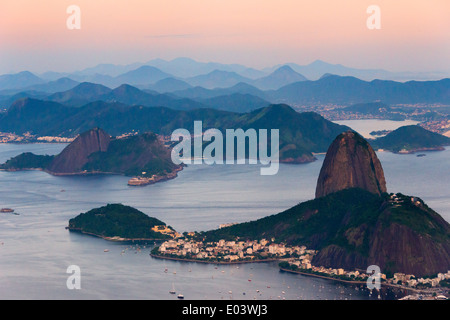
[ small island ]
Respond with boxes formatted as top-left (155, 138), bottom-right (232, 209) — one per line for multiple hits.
top-left (0, 128), bottom-right (183, 186)
top-left (67, 204), bottom-right (180, 241)
top-left (372, 125), bottom-right (450, 154)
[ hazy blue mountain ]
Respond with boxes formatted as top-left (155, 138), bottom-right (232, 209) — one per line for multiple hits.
top-left (113, 66), bottom-right (173, 86)
top-left (47, 83), bottom-right (207, 110)
top-left (271, 75), bottom-right (450, 105)
top-left (73, 62), bottom-right (145, 77)
top-left (0, 71), bottom-right (45, 91)
top-left (145, 77), bottom-right (193, 93)
top-left (146, 57), bottom-right (267, 79)
top-left (0, 98), bottom-right (75, 134)
top-left (185, 70), bottom-right (253, 89)
top-left (49, 82), bottom-right (112, 107)
top-left (64, 65), bottom-right (173, 87)
top-left (102, 84), bottom-right (152, 104)
top-left (172, 82), bottom-right (269, 100)
top-left (72, 73), bottom-right (116, 87)
top-left (98, 84), bottom-right (209, 111)
top-left (39, 71), bottom-right (71, 81)
top-left (20, 77), bottom-right (80, 93)
top-left (0, 91), bottom-right (49, 109)
top-left (251, 65), bottom-right (308, 90)
top-left (201, 93), bottom-right (271, 113)
top-left (267, 60), bottom-right (449, 81)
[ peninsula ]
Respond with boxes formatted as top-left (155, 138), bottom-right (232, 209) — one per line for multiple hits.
top-left (152, 131), bottom-right (450, 285)
top-left (67, 203), bottom-right (180, 241)
top-left (0, 127), bottom-right (183, 185)
top-left (372, 125), bottom-right (450, 154)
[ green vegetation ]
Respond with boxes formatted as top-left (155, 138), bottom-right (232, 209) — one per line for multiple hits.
top-left (383, 193), bottom-right (450, 242)
top-left (200, 188), bottom-right (450, 277)
top-left (1, 131), bottom-right (179, 178)
top-left (0, 152), bottom-right (54, 170)
top-left (201, 188), bottom-right (384, 252)
top-left (0, 100), bottom-right (350, 162)
top-left (67, 203), bottom-right (172, 240)
top-left (372, 125), bottom-right (450, 152)
top-left (83, 132), bottom-right (177, 177)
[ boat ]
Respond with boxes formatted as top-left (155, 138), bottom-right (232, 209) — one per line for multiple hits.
top-left (104, 249), bottom-right (109, 252)
top-left (1, 208), bottom-right (14, 213)
top-left (177, 294), bottom-right (184, 299)
top-left (169, 283), bottom-right (176, 294)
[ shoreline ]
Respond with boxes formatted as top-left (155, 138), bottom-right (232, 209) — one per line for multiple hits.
top-left (0, 166), bottom-right (182, 187)
top-left (66, 227), bottom-right (169, 243)
top-left (150, 253), bottom-right (280, 265)
top-left (127, 166), bottom-right (184, 186)
top-left (279, 267), bottom-right (368, 285)
top-left (279, 267), bottom-right (440, 294)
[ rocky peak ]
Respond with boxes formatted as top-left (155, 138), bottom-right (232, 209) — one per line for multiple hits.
top-left (315, 130), bottom-right (387, 198)
top-left (47, 128), bottom-right (111, 174)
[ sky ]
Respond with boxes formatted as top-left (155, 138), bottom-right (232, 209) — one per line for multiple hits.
top-left (0, 0), bottom-right (449, 74)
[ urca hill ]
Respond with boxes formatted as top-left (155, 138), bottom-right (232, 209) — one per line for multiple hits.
top-left (0, 127), bottom-right (182, 179)
top-left (203, 131), bottom-right (450, 277)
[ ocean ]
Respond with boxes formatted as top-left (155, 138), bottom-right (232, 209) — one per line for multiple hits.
top-left (0, 120), bottom-right (448, 300)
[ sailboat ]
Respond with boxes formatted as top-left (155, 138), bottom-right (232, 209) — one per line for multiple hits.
top-left (169, 283), bottom-right (176, 294)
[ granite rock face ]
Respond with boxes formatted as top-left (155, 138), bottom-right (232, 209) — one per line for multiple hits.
top-left (315, 130), bottom-right (387, 198)
top-left (47, 128), bottom-right (110, 174)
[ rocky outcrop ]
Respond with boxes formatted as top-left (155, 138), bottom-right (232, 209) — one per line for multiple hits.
top-left (205, 131), bottom-right (450, 277)
top-left (1, 127), bottom-right (182, 181)
top-left (47, 128), bottom-right (110, 174)
top-left (315, 130), bottom-right (387, 198)
top-left (311, 197), bottom-right (450, 277)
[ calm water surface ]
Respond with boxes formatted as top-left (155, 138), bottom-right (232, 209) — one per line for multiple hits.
top-left (0, 120), bottom-right (448, 300)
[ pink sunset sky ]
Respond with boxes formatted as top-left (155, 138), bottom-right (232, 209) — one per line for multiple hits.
top-left (0, 0), bottom-right (449, 74)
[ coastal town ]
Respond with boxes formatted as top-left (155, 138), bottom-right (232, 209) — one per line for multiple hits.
top-left (151, 234), bottom-right (450, 298)
top-left (0, 131), bottom-right (75, 143)
top-left (153, 236), bottom-right (317, 263)
top-left (127, 166), bottom-right (183, 186)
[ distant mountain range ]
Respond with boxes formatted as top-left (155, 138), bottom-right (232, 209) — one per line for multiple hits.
top-left (36, 57), bottom-right (450, 82)
top-left (0, 100), bottom-right (349, 163)
top-left (2, 74), bottom-right (449, 113)
top-left (2, 57), bottom-right (448, 99)
top-left (272, 75), bottom-right (450, 105)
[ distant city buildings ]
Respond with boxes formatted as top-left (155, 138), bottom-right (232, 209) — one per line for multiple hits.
top-left (156, 237), bottom-right (316, 263)
top-left (0, 132), bottom-right (76, 143)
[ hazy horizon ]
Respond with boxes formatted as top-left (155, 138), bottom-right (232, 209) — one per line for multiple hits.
top-left (1, 0), bottom-right (449, 75)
